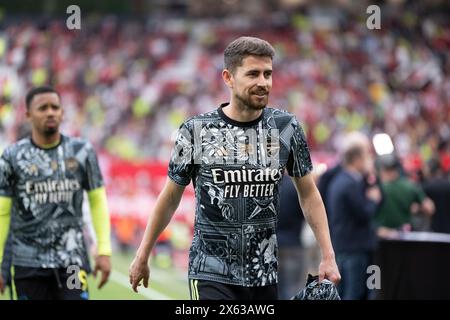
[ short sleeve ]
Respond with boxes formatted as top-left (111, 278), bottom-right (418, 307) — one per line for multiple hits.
top-left (168, 122), bottom-right (195, 186)
top-left (286, 117), bottom-right (313, 177)
top-left (83, 142), bottom-right (105, 191)
top-left (0, 148), bottom-right (14, 197)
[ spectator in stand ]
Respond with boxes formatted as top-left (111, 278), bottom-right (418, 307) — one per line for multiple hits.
top-left (0, 5), bottom-right (448, 163)
top-left (375, 154), bottom-right (435, 238)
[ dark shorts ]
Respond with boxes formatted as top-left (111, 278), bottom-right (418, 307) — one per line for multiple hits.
top-left (189, 279), bottom-right (278, 300)
top-left (11, 265), bottom-right (89, 300)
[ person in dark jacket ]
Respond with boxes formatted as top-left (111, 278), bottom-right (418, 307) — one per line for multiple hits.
top-left (327, 137), bottom-right (381, 300)
top-left (318, 164), bottom-right (342, 214)
top-left (277, 174), bottom-right (306, 299)
top-left (423, 158), bottom-right (450, 234)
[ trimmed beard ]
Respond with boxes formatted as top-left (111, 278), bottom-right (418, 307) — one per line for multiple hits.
top-left (235, 92), bottom-right (267, 111)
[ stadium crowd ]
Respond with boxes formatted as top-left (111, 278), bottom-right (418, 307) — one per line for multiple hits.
top-left (1, 1), bottom-right (450, 300)
top-left (0, 3), bottom-right (449, 171)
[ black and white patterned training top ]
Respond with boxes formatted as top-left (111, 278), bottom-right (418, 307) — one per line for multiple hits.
top-left (168, 103), bottom-right (313, 287)
top-left (0, 135), bottom-right (104, 270)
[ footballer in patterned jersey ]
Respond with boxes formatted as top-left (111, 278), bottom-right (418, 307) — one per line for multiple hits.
top-left (0, 86), bottom-right (112, 300)
top-left (129, 36), bottom-right (340, 300)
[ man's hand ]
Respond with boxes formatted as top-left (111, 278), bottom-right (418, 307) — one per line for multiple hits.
top-left (377, 226), bottom-right (401, 239)
top-left (129, 256), bottom-right (150, 293)
top-left (421, 198), bottom-right (435, 216)
top-left (0, 274), bottom-right (5, 295)
top-left (366, 185), bottom-right (382, 203)
top-left (318, 256), bottom-right (341, 285)
top-left (93, 255), bottom-right (111, 289)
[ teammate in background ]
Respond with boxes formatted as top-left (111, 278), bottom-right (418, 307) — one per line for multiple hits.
top-left (129, 36), bottom-right (340, 300)
top-left (0, 86), bottom-right (112, 300)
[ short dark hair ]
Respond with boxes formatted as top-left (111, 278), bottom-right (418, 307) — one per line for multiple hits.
top-left (224, 36), bottom-right (275, 73)
top-left (25, 86), bottom-right (59, 110)
top-left (427, 157), bottom-right (442, 176)
top-left (343, 145), bottom-right (364, 166)
top-left (378, 154), bottom-right (401, 171)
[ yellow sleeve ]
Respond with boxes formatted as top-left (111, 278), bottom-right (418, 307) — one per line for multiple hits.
top-left (0, 196), bottom-right (12, 265)
top-left (87, 187), bottom-right (112, 256)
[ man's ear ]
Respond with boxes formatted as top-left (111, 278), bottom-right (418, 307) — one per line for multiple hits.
top-left (25, 108), bottom-right (30, 120)
top-left (222, 69), bottom-right (234, 88)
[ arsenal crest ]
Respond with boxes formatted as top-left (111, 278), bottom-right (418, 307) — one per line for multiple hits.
top-left (65, 158), bottom-right (78, 171)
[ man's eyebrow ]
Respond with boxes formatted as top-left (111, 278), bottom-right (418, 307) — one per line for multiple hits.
top-left (245, 68), bottom-right (272, 73)
top-left (37, 103), bottom-right (60, 108)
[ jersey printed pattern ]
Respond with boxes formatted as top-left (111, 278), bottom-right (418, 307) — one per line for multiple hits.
top-left (0, 135), bottom-right (104, 269)
top-left (168, 105), bottom-right (312, 287)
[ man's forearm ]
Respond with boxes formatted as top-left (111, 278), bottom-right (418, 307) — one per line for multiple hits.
top-left (0, 197), bottom-right (12, 265)
top-left (299, 190), bottom-right (335, 259)
top-left (87, 187), bottom-right (112, 256)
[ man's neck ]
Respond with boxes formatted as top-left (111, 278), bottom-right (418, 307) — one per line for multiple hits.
top-left (31, 132), bottom-right (61, 149)
top-left (381, 171), bottom-right (400, 183)
top-left (223, 98), bottom-right (264, 123)
top-left (344, 165), bottom-right (363, 180)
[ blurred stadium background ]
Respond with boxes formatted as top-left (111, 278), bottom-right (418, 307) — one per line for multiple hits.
top-left (0, 0), bottom-right (449, 299)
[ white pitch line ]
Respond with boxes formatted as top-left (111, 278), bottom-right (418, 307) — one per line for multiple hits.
top-left (150, 268), bottom-right (186, 283)
top-left (110, 270), bottom-right (172, 300)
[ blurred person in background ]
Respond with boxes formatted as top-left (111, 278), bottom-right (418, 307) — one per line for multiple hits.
top-left (0, 86), bottom-right (112, 300)
top-left (115, 215), bottom-right (138, 254)
top-left (375, 154), bottom-right (435, 238)
top-left (277, 174), bottom-right (307, 299)
top-left (422, 158), bottom-right (450, 234)
top-left (129, 36), bottom-right (340, 300)
top-left (317, 164), bottom-right (342, 214)
top-left (327, 134), bottom-right (382, 300)
top-left (318, 132), bottom-right (374, 215)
